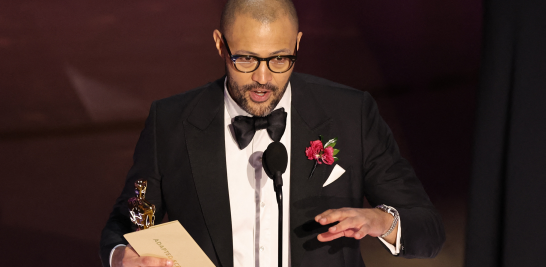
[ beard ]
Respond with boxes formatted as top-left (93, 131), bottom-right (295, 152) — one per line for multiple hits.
top-left (227, 72), bottom-right (289, 117)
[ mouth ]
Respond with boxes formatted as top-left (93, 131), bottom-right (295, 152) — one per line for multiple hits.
top-left (249, 89), bottom-right (272, 103)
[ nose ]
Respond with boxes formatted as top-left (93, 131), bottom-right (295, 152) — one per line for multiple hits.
top-left (252, 60), bottom-right (273, 85)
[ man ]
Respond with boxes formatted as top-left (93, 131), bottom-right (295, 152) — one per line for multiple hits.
top-left (100, 1), bottom-right (445, 266)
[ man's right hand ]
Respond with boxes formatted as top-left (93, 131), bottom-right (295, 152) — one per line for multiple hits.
top-left (111, 244), bottom-right (173, 267)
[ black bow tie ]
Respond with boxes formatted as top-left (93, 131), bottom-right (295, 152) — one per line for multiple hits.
top-left (232, 108), bottom-right (287, 150)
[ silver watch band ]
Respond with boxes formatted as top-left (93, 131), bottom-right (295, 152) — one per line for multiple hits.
top-left (375, 204), bottom-right (399, 238)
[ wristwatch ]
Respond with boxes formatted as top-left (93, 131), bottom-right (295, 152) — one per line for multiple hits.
top-left (375, 204), bottom-right (399, 238)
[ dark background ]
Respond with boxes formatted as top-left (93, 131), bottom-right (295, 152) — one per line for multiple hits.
top-left (0, 0), bottom-right (481, 266)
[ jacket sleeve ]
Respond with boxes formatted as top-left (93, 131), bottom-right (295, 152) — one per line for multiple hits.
top-left (99, 101), bottom-right (167, 267)
top-left (360, 92), bottom-right (445, 258)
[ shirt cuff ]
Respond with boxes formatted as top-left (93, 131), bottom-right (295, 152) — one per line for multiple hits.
top-left (109, 244), bottom-right (126, 267)
top-left (378, 219), bottom-right (402, 255)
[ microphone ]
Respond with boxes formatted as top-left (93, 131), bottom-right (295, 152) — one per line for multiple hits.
top-left (262, 141), bottom-right (288, 267)
top-left (262, 141), bottom-right (288, 190)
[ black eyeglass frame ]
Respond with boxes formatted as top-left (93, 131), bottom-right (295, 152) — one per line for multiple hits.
top-left (221, 34), bottom-right (298, 73)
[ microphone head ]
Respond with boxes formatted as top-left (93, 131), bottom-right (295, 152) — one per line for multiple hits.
top-left (262, 141), bottom-right (288, 180)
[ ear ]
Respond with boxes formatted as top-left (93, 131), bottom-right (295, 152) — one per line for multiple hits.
top-left (296, 32), bottom-right (303, 51)
top-left (213, 29), bottom-right (224, 57)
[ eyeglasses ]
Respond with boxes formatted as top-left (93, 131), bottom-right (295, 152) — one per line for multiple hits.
top-left (222, 34), bottom-right (298, 73)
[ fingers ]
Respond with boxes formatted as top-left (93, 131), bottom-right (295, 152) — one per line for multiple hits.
top-left (315, 209), bottom-right (335, 224)
top-left (318, 228), bottom-right (362, 242)
top-left (319, 218), bottom-right (369, 242)
top-left (315, 208), bottom-right (353, 225)
top-left (328, 217), bottom-right (356, 233)
top-left (139, 256), bottom-right (173, 267)
top-left (328, 216), bottom-right (371, 236)
top-left (121, 253), bottom-right (173, 267)
top-left (317, 231), bottom-right (345, 242)
top-left (124, 256), bottom-right (173, 267)
top-left (354, 226), bottom-right (369, 240)
top-left (315, 208), bottom-right (375, 242)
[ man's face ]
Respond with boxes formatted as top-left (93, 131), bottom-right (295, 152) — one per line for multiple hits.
top-left (214, 15), bottom-right (302, 116)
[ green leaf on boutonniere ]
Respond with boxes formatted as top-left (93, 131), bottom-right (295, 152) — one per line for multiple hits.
top-left (319, 135), bottom-right (323, 141)
top-left (334, 156), bottom-right (339, 162)
top-left (333, 149), bottom-right (340, 156)
top-left (324, 137), bottom-right (337, 148)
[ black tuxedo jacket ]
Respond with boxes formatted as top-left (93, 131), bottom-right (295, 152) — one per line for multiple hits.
top-left (100, 73), bottom-right (445, 267)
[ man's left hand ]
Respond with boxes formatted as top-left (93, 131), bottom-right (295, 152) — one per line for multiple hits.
top-left (315, 207), bottom-right (398, 244)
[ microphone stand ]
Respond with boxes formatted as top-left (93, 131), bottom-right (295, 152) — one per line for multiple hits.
top-left (262, 142), bottom-right (288, 267)
top-left (274, 171), bottom-right (283, 267)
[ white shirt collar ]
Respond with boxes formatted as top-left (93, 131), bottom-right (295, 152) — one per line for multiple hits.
top-left (223, 77), bottom-right (292, 119)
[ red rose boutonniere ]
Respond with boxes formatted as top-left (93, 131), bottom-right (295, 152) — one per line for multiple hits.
top-left (305, 136), bottom-right (339, 178)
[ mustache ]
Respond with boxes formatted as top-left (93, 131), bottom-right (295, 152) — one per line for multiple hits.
top-left (242, 82), bottom-right (279, 92)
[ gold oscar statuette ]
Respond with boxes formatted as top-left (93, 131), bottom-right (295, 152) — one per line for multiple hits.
top-left (128, 179), bottom-right (156, 230)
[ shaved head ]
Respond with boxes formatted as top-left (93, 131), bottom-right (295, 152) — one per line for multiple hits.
top-left (213, 0), bottom-right (302, 116)
top-left (220, 0), bottom-right (298, 36)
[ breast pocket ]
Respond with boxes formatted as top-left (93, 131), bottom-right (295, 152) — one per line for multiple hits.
top-left (320, 165), bottom-right (359, 208)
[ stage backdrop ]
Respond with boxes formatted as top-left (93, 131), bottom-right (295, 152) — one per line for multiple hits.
top-left (0, 1), bottom-right (480, 266)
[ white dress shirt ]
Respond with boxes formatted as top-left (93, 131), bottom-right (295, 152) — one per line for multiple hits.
top-left (224, 79), bottom-right (292, 267)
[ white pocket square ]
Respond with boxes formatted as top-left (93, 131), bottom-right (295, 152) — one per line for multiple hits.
top-left (323, 165), bottom-right (346, 187)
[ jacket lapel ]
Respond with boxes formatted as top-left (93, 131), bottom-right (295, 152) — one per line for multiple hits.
top-left (289, 74), bottom-right (333, 267)
top-left (184, 78), bottom-right (233, 267)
